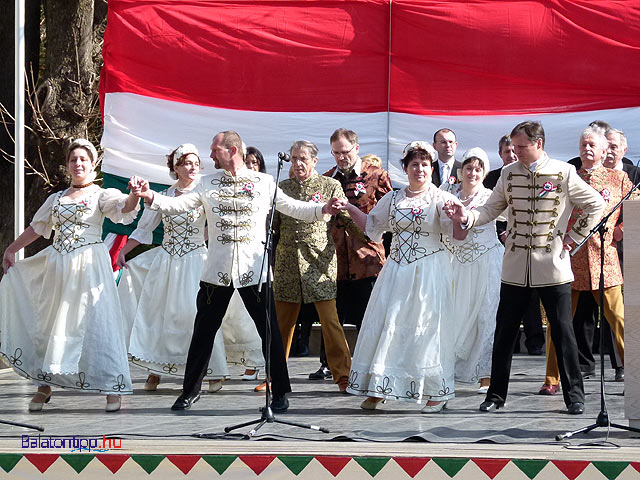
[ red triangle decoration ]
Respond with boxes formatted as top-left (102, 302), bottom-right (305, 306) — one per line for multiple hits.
top-left (631, 462), bottom-right (640, 473)
top-left (167, 455), bottom-right (201, 474)
top-left (239, 455), bottom-right (276, 475)
top-left (394, 457), bottom-right (430, 478)
top-left (24, 454), bottom-right (59, 473)
top-left (552, 460), bottom-right (590, 480)
top-left (96, 454), bottom-right (130, 474)
top-left (472, 458), bottom-right (511, 479)
top-left (316, 456), bottom-right (352, 476)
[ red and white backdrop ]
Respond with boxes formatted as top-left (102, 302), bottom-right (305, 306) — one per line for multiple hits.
top-left (100, 0), bottom-right (640, 188)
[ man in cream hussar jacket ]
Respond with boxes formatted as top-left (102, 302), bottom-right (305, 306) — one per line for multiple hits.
top-left (445, 121), bottom-right (605, 415)
top-left (131, 131), bottom-right (342, 414)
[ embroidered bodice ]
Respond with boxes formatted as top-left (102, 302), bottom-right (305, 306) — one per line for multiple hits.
top-left (34, 187), bottom-right (138, 255)
top-left (366, 186), bottom-right (454, 266)
top-left (442, 185), bottom-right (502, 264)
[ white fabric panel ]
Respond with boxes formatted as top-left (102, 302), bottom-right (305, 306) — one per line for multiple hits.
top-left (101, 92), bottom-right (388, 185)
top-left (102, 92), bottom-right (640, 187)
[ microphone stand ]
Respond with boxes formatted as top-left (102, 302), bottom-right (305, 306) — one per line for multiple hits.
top-left (221, 153), bottom-right (329, 437)
top-left (556, 175), bottom-right (640, 441)
top-left (0, 419), bottom-right (44, 432)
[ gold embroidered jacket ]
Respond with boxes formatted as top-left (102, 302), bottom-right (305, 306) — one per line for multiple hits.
top-left (273, 173), bottom-right (346, 303)
top-left (469, 154), bottom-right (605, 287)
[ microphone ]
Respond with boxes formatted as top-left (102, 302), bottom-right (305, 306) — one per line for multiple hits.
top-left (278, 152), bottom-right (290, 162)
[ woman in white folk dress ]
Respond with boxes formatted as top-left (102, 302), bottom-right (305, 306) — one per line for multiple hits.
top-left (441, 148), bottom-right (503, 394)
top-left (342, 141), bottom-right (457, 413)
top-left (117, 144), bottom-right (231, 393)
top-left (0, 139), bottom-right (139, 412)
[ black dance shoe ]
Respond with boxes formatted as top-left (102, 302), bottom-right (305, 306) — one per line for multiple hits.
top-left (309, 366), bottom-right (331, 380)
top-left (270, 393), bottom-right (289, 413)
top-left (567, 402), bottom-right (584, 415)
top-left (171, 392), bottom-right (201, 410)
top-left (479, 399), bottom-right (504, 412)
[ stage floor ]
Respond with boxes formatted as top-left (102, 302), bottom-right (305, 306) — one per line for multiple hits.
top-left (1, 354), bottom-right (639, 479)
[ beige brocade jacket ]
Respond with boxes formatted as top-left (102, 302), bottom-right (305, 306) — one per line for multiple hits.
top-left (273, 173), bottom-right (347, 303)
top-left (469, 154), bottom-right (605, 287)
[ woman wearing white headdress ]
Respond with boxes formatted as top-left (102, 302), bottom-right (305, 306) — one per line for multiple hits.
top-left (117, 144), bottom-right (231, 392)
top-left (0, 139), bottom-right (139, 412)
top-left (441, 147), bottom-right (503, 394)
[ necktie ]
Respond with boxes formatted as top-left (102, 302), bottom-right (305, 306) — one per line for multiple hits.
top-left (442, 164), bottom-right (450, 183)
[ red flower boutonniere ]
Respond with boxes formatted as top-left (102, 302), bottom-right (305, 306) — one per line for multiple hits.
top-left (448, 175), bottom-right (457, 185)
top-left (601, 188), bottom-right (611, 202)
top-left (242, 182), bottom-right (255, 193)
top-left (311, 192), bottom-right (323, 203)
top-left (410, 207), bottom-right (423, 220)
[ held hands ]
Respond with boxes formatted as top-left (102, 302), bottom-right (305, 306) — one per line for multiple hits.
top-left (443, 199), bottom-right (468, 224)
top-left (128, 176), bottom-right (152, 201)
top-left (322, 197), bottom-right (349, 216)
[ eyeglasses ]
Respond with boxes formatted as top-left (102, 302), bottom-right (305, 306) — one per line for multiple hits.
top-left (331, 144), bottom-right (356, 158)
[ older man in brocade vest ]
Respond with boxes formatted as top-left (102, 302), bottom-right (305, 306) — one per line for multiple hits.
top-left (307, 128), bottom-right (393, 380)
top-left (543, 127), bottom-right (637, 389)
top-left (274, 140), bottom-right (352, 392)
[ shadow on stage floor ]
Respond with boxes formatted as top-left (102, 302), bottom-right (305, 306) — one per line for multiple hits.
top-left (0, 354), bottom-right (636, 447)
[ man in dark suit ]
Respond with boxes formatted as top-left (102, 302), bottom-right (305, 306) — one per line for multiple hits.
top-left (431, 128), bottom-right (462, 187)
top-left (485, 134), bottom-right (545, 357)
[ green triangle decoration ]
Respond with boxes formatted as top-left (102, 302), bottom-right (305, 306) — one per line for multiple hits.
top-left (60, 454), bottom-right (95, 474)
top-left (202, 455), bottom-right (237, 475)
top-left (0, 454), bottom-right (22, 473)
top-left (433, 458), bottom-right (469, 477)
top-left (593, 461), bottom-right (629, 480)
top-left (512, 459), bottom-right (548, 479)
top-left (131, 455), bottom-right (165, 474)
top-left (354, 457), bottom-right (390, 477)
top-left (278, 456), bottom-right (314, 475)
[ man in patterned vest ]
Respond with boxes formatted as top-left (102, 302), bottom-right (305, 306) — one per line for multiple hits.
top-left (542, 127), bottom-right (637, 390)
top-left (445, 121), bottom-right (605, 415)
top-left (274, 140), bottom-right (352, 392)
top-left (307, 128), bottom-right (393, 380)
top-left (132, 131), bottom-right (342, 413)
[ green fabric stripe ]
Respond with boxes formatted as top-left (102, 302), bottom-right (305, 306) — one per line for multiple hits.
top-left (593, 461), bottom-right (629, 480)
top-left (278, 456), bottom-right (314, 475)
top-left (202, 455), bottom-right (236, 475)
top-left (433, 458), bottom-right (469, 477)
top-left (0, 454), bottom-right (22, 473)
top-left (512, 459), bottom-right (548, 479)
top-left (354, 457), bottom-right (390, 477)
top-left (60, 454), bottom-right (94, 474)
top-left (131, 455), bottom-right (165, 474)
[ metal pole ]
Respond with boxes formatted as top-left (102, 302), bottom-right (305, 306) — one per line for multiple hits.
top-left (14, 0), bottom-right (25, 259)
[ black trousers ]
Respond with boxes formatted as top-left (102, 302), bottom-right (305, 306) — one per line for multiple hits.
top-left (487, 282), bottom-right (584, 407)
top-left (182, 282), bottom-right (291, 396)
top-left (319, 276), bottom-right (376, 366)
top-left (522, 291), bottom-right (545, 352)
